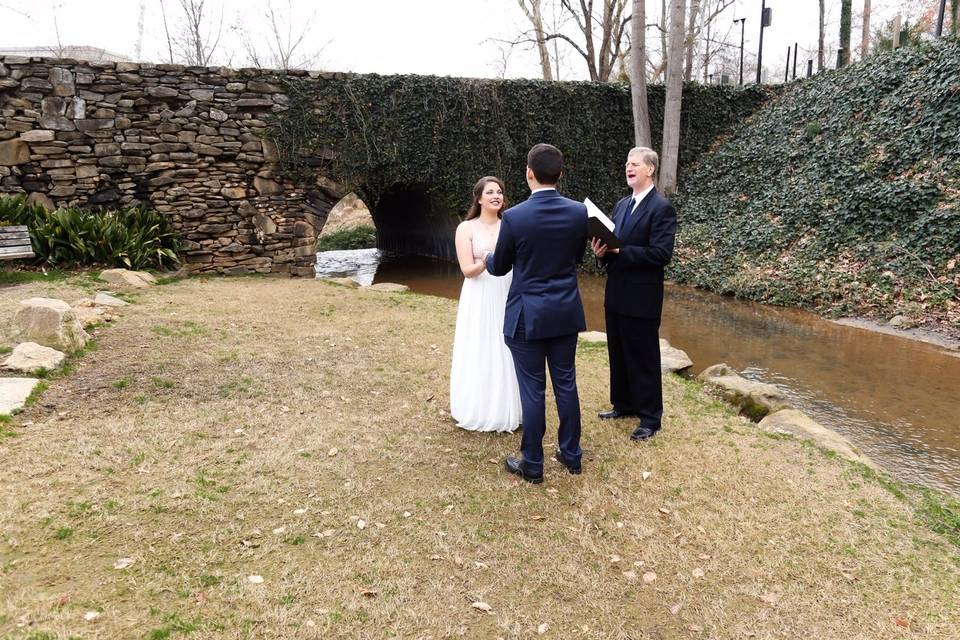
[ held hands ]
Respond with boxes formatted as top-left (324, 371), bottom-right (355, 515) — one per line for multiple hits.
top-left (591, 238), bottom-right (619, 258)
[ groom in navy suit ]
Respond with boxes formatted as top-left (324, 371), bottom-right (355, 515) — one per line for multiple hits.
top-left (486, 143), bottom-right (589, 484)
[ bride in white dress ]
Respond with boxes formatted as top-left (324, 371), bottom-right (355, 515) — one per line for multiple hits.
top-left (449, 176), bottom-right (522, 432)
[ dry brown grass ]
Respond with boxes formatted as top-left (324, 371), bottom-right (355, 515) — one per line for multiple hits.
top-left (0, 275), bottom-right (957, 639)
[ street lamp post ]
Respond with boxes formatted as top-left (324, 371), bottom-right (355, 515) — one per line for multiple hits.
top-left (936, 0), bottom-right (947, 37)
top-left (733, 18), bottom-right (746, 85)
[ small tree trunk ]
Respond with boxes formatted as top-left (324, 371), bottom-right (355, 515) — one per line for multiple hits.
top-left (631, 0), bottom-right (652, 147)
top-left (660, 0), bottom-right (686, 195)
top-left (839, 0), bottom-right (852, 67)
top-left (861, 0), bottom-right (871, 59)
top-left (818, 0), bottom-right (826, 71)
top-left (684, 0), bottom-right (701, 81)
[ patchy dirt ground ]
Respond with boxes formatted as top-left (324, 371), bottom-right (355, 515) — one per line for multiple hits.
top-left (1, 276), bottom-right (957, 639)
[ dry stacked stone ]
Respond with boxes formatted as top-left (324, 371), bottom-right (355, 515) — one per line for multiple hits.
top-left (0, 56), bottom-right (350, 276)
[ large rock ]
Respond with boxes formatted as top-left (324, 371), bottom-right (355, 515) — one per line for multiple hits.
top-left (99, 269), bottom-right (157, 289)
top-left (12, 298), bottom-right (89, 353)
top-left (367, 283), bottom-right (409, 293)
top-left (697, 363), bottom-right (789, 420)
top-left (659, 339), bottom-right (693, 374)
top-left (3, 342), bottom-right (66, 374)
top-left (0, 378), bottom-right (40, 416)
top-left (72, 303), bottom-right (109, 327)
top-left (578, 331), bottom-right (607, 343)
top-left (759, 409), bottom-right (876, 468)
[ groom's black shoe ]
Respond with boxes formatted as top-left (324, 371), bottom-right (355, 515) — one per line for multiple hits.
top-left (504, 455), bottom-right (543, 484)
top-left (554, 448), bottom-right (582, 475)
top-left (630, 425), bottom-right (660, 441)
top-left (598, 408), bottom-right (637, 420)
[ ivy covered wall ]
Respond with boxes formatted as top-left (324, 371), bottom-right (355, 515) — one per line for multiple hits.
top-left (267, 76), bottom-right (769, 260)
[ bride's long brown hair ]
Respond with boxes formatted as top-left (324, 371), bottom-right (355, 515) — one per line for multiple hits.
top-left (464, 176), bottom-right (508, 220)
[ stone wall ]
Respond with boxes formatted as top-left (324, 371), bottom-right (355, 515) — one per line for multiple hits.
top-left (0, 56), bottom-right (341, 276)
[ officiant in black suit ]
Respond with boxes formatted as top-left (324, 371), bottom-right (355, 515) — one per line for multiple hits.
top-left (591, 147), bottom-right (677, 441)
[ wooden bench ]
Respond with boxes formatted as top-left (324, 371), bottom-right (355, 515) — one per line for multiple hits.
top-left (0, 225), bottom-right (35, 260)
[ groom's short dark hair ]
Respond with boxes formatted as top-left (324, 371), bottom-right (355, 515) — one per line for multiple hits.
top-left (527, 143), bottom-right (563, 185)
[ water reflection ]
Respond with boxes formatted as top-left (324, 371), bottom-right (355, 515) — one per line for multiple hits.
top-left (318, 251), bottom-right (960, 496)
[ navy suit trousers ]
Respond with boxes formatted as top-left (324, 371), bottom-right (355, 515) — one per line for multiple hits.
top-left (505, 314), bottom-right (582, 474)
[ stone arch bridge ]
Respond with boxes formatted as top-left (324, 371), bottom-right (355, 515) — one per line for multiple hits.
top-left (0, 56), bottom-right (767, 275)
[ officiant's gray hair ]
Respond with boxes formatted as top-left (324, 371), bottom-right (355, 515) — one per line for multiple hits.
top-left (628, 147), bottom-right (659, 174)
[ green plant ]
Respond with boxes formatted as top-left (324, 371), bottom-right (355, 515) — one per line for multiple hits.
top-left (0, 196), bottom-right (181, 270)
top-left (317, 225), bottom-right (377, 251)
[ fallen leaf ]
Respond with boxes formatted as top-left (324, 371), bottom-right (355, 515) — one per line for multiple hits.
top-left (294, 508), bottom-right (307, 515)
top-left (403, 511), bottom-right (412, 518)
top-left (280, 406), bottom-right (290, 413)
top-left (327, 448), bottom-right (339, 457)
top-left (688, 624), bottom-right (703, 633)
top-left (759, 592), bottom-right (780, 606)
top-left (538, 622), bottom-right (550, 634)
top-left (658, 507), bottom-right (671, 515)
top-left (842, 572), bottom-right (859, 582)
top-left (669, 603), bottom-right (682, 615)
top-left (488, 458), bottom-right (498, 464)
top-left (83, 611), bottom-right (100, 621)
top-left (471, 601), bottom-right (493, 613)
top-left (430, 554), bottom-right (442, 561)
top-left (642, 471), bottom-right (652, 480)
top-left (475, 561), bottom-right (489, 569)
top-left (893, 618), bottom-right (910, 629)
top-left (360, 589), bottom-right (378, 598)
top-left (272, 526), bottom-right (287, 535)
top-left (530, 515), bottom-right (546, 521)
top-left (374, 522), bottom-right (386, 528)
top-left (698, 554), bottom-right (711, 560)
top-left (692, 567), bottom-right (705, 578)
top-left (195, 591), bottom-right (207, 604)
top-left (642, 571), bottom-right (657, 584)
top-left (623, 571), bottom-right (638, 581)
top-left (113, 557), bottom-right (135, 570)
top-left (247, 575), bottom-right (264, 584)
top-left (356, 519), bottom-right (366, 530)
top-left (610, 554), bottom-right (622, 563)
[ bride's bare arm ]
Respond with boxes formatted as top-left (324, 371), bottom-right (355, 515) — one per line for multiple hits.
top-left (455, 222), bottom-right (486, 278)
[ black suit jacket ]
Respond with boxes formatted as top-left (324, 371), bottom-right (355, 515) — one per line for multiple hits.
top-left (602, 187), bottom-right (677, 318)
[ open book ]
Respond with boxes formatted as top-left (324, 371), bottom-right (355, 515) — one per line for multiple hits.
top-left (584, 198), bottom-right (622, 249)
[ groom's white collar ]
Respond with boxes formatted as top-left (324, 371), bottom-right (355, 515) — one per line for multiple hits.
top-left (531, 187), bottom-right (557, 194)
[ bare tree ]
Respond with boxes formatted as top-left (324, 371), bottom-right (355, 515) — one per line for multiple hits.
top-left (840, 0), bottom-right (852, 66)
top-left (171, 0), bottom-right (223, 66)
top-left (684, 0), bottom-right (700, 81)
top-left (818, 0), bottom-right (826, 71)
top-left (235, 0), bottom-right (325, 70)
top-left (861, 0), bottom-right (871, 59)
top-left (159, 0), bottom-right (176, 63)
top-left (631, 0), bottom-right (651, 147)
top-left (660, 0), bottom-right (686, 195)
top-left (517, 0), bottom-right (555, 80)
top-left (501, 0), bottom-right (632, 82)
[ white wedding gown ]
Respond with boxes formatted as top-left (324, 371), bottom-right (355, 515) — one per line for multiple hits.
top-left (449, 226), bottom-right (521, 432)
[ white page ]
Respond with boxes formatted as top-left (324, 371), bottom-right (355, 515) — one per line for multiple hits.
top-left (584, 197), bottom-right (614, 232)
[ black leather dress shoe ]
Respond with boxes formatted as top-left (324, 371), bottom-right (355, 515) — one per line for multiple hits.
top-left (554, 448), bottom-right (582, 475)
top-left (598, 408), bottom-right (637, 420)
top-left (504, 455), bottom-right (543, 484)
top-left (630, 425), bottom-right (660, 441)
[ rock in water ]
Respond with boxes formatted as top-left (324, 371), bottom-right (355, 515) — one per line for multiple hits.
top-left (759, 409), bottom-right (875, 468)
top-left (697, 363), bottom-right (789, 420)
top-left (12, 298), bottom-right (89, 353)
top-left (2, 342), bottom-right (66, 374)
top-left (659, 339), bottom-right (693, 374)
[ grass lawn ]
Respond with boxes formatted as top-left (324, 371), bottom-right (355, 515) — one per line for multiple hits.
top-left (0, 276), bottom-right (957, 639)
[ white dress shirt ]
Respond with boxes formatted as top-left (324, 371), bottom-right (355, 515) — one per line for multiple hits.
top-left (631, 184), bottom-right (655, 213)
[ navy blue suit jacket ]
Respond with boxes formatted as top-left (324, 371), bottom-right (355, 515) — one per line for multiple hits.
top-left (486, 189), bottom-right (589, 340)
top-left (603, 187), bottom-right (677, 318)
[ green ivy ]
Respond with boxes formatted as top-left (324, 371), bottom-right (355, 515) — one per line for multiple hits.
top-left (266, 75), bottom-right (769, 216)
top-left (671, 38), bottom-right (960, 324)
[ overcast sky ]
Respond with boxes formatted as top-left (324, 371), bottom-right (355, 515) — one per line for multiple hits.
top-left (0, 1), bottom-right (934, 81)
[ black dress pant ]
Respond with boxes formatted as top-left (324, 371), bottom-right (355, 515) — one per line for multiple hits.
top-left (605, 310), bottom-right (662, 430)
